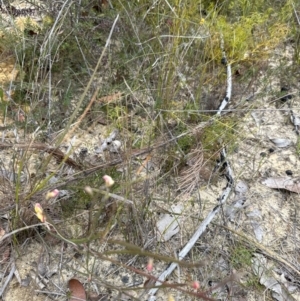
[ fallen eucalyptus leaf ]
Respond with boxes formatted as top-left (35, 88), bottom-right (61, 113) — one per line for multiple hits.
top-left (269, 138), bottom-right (292, 148)
top-left (262, 177), bottom-right (300, 193)
top-left (156, 204), bottom-right (183, 242)
top-left (252, 254), bottom-right (296, 301)
top-left (279, 273), bottom-right (298, 294)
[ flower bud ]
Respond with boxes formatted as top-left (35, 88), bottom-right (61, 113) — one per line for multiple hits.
top-left (85, 186), bottom-right (93, 195)
top-left (146, 258), bottom-right (154, 272)
top-left (34, 203), bottom-right (46, 223)
top-left (191, 280), bottom-right (200, 290)
top-left (103, 175), bottom-right (114, 187)
top-left (46, 189), bottom-right (59, 200)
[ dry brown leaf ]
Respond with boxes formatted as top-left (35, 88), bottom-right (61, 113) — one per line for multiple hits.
top-left (261, 177), bottom-right (300, 193)
top-left (68, 278), bottom-right (87, 301)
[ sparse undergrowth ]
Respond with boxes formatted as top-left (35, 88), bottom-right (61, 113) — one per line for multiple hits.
top-left (0, 0), bottom-right (300, 300)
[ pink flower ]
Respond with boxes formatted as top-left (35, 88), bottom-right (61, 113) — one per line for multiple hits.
top-left (103, 175), bottom-right (114, 187)
top-left (191, 280), bottom-right (200, 290)
top-left (146, 258), bottom-right (154, 272)
top-left (46, 189), bottom-right (59, 200)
